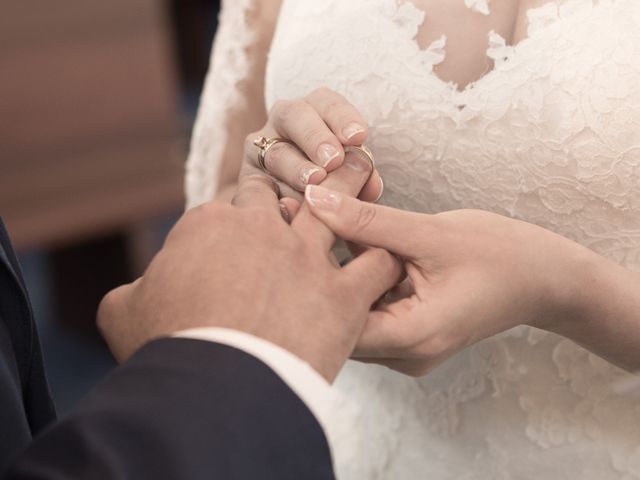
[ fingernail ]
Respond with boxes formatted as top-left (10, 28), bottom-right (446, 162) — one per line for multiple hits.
top-left (317, 143), bottom-right (340, 168)
top-left (279, 203), bottom-right (291, 223)
top-left (305, 185), bottom-right (342, 211)
top-left (342, 122), bottom-right (366, 140)
top-left (375, 177), bottom-right (384, 203)
top-left (300, 167), bottom-right (323, 185)
top-left (343, 151), bottom-right (372, 173)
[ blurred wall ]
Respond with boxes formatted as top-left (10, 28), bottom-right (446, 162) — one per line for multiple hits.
top-left (0, 0), bottom-right (220, 412)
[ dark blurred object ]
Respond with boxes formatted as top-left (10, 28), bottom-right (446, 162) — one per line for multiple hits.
top-left (169, 0), bottom-right (220, 100)
top-left (0, 0), bottom-right (221, 411)
top-left (51, 234), bottom-right (134, 337)
top-left (0, 0), bottom-right (183, 251)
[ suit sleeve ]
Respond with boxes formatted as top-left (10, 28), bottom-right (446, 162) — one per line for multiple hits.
top-left (4, 338), bottom-right (336, 480)
top-left (172, 327), bottom-right (338, 433)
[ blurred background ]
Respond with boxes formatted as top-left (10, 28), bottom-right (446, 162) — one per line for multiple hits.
top-left (1, 0), bottom-right (221, 413)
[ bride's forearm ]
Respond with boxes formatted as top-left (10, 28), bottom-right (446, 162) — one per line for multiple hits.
top-left (551, 248), bottom-right (640, 371)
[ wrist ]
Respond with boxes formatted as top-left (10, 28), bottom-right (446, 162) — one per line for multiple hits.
top-left (539, 242), bottom-right (640, 370)
top-left (538, 239), bottom-right (621, 337)
top-left (530, 237), bottom-right (603, 333)
top-left (286, 343), bottom-right (347, 384)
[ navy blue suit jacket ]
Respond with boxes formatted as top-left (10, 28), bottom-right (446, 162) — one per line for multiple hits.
top-left (0, 219), bottom-right (335, 479)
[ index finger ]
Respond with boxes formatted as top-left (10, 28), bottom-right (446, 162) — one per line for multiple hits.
top-left (305, 87), bottom-right (369, 146)
top-left (292, 149), bottom-right (373, 251)
top-left (231, 175), bottom-right (281, 214)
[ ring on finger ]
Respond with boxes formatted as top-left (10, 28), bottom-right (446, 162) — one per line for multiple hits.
top-left (344, 144), bottom-right (376, 183)
top-left (253, 136), bottom-right (295, 172)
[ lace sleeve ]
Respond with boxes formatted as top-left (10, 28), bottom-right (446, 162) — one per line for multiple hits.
top-left (185, 0), bottom-right (257, 209)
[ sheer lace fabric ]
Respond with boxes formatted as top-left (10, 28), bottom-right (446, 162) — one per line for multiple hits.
top-left (465, 0), bottom-right (491, 15)
top-left (185, 0), bottom-right (255, 210)
top-left (187, 0), bottom-right (640, 478)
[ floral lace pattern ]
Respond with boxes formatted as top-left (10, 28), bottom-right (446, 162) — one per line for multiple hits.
top-left (465, 0), bottom-right (491, 15)
top-left (186, 0), bottom-right (640, 478)
top-left (263, 0), bottom-right (640, 478)
top-left (185, 0), bottom-right (255, 210)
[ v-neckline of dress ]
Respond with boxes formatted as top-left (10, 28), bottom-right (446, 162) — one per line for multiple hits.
top-left (393, 0), bottom-right (602, 116)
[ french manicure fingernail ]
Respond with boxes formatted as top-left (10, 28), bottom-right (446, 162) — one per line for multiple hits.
top-left (318, 143), bottom-right (340, 168)
top-left (279, 203), bottom-right (291, 223)
top-left (301, 167), bottom-right (323, 185)
top-left (305, 185), bottom-right (342, 211)
top-left (343, 151), bottom-right (372, 173)
top-left (342, 122), bottom-right (366, 140)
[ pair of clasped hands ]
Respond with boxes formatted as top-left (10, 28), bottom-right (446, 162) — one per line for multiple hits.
top-left (98, 87), bottom-right (632, 384)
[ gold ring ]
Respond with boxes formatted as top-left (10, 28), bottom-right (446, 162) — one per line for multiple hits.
top-left (253, 136), bottom-right (293, 172)
top-left (344, 145), bottom-right (376, 182)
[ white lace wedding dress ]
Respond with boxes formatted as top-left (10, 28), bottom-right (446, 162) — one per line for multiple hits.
top-left (186, 1), bottom-right (640, 478)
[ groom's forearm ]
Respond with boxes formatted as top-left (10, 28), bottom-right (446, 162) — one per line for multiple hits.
top-left (5, 339), bottom-right (335, 480)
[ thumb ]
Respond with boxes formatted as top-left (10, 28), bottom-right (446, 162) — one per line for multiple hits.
top-left (343, 247), bottom-right (404, 308)
top-left (305, 185), bottom-right (424, 257)
top-left (96, 280), bottom-right (139, 362)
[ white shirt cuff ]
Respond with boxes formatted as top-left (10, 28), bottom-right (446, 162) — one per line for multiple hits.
top-left (171, 327), bottom-right (338, 436)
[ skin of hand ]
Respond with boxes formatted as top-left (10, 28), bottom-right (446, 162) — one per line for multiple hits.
top-left (304, 185), bottom-right (640, 376)
top-left (97, 160), bottom-right (397, 384)
top-left (240, 87), bottom-right (384, 206)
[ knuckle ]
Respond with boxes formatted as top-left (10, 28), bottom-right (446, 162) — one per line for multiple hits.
top-left (353, 203), bottom-right (378, 235)
top-left (412, 337), bottom-right (447, 367)
top-left (382, 329), bottom-right (425, 359)
top-left (270, 99), bottom-right (289, 117)
top-left (244, 130), bottom-right (262, 153)
top-left (237, 185), bottom-right (265, 203)
top-left (371, 249), bottom-right (400, 279)
top-left (302, 127), bottom-right (333, 148)
top-left (319, 99), bottom-right (347, 118)
top-left (96, 289), bottom-right (119, 331)
top-left (196, 201), bottom-right (224, 220)
top-left (369, 247), bottom-right (392, 265)
top-left (193, 202), bottom-right (233, 228)
top-left (274, 99), bottom-right (305, 123)
top-left (338, 111), bottom-right (368, 132)
top-left (309, 86), bottom-right (333, 98)
top-left (244, 174), bottom-right (278, 193)
top-left (264, 142), bottom-right (290, 168)
top-left (405, 364), bottom-right (432, 378)
top-left (172, 207), bottom-right (202, 235)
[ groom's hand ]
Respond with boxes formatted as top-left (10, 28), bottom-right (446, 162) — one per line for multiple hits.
top-left (97, 176), bottom-right (401, 382)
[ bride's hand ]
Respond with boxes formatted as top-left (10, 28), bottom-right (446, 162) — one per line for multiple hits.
top-left (304, 185), bottom-right (624, 376)
top-left (242, 87), bottom-right (383, 203)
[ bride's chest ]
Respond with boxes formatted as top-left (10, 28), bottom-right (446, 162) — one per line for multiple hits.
top-left (266, 0), bottom-right (640, 261)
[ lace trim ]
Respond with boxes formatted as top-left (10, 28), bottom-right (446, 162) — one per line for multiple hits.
top-left (402, 0), bottom-right (599, 100)
top-left (263, 0), bottom-right (640, 477)
top-left (185, 0), bottom-right (255, 209)
top-left (465, 0), bottom-right (490, 15)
